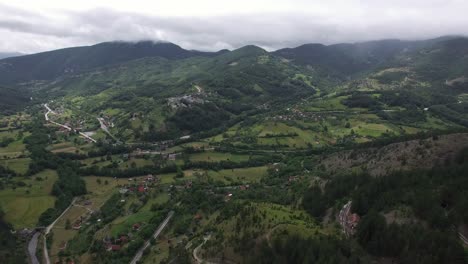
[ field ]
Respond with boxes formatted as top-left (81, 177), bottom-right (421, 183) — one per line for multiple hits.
top-left (83, 176), bottom-right (149, 209)
top-left (0, 169), bottom-right (58, 228)
top-left (189, 151), bottom-right (253, 162)
top-left (207, 166), bottom-right (268, 184)
top-left (0, 158), bottom-right (31, 175)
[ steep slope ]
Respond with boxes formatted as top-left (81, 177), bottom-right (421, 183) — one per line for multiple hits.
top-left (0, 41), bottom-right (223, 85)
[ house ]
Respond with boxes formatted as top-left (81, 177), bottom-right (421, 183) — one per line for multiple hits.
top-left (137, 185), bottom-right (146, 193)
top-left (239, 185), bottom-right (250, 190)
top-left (146, 175), bottom-right (154, 182)
top-left (119, 235), bottom-right (129, 244)
top-left (347, 213), bottom-right (360, 229)
top-left (58, 241), bottom-right (67, 251)
top-left (72, 221), bottom-right (82, 230)
top-left (225, 193), bottom-right (233, 202)
top-left (168, 154), bottom-right (177, 161)
top-left (194, 214), bottom-right (203, 220)
top-left (107, 245), bottom-right (121, 251)
top-left (133, 223), bottom-right (141, 231)
top-left (185, 181), bottom-right (193, 189)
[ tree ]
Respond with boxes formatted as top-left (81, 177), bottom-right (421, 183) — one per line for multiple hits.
top-left (176, 166), bottom-right (184, 178)
top-left (65, 219), bottom-right (71, 230)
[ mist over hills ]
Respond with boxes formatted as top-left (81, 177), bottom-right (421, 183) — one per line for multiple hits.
top-left (0, 36), bottom-right (466, 85)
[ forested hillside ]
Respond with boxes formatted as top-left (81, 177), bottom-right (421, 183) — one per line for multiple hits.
top-left (0, 36), bottom-right (467, 264)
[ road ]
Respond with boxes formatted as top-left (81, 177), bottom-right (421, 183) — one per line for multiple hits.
top-left (28, 232), bottom-right (40, 264)
top-left (194, 85), bottom-right (203, 93)
top-left (193, 235), bottom-right (218, 264)
top-left (97, 117), bottom-right (118, 141)
top-left (43, 104), bottom-right (97, 143)
top-left (42, 197), bottom-right (77, 264)
top-left (130, 211), bottom-right (174, 264)
top-left (44, 104), bottom-right (56, 121)
top-left (459, 231), bottom-right (468, 245)
top-left (338, 201), bottom-right (352, 237)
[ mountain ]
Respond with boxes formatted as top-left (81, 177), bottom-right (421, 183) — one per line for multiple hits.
top-left (1, 36), bottom-right (468, 264)
top-left (272, 37), bottom-right (462, 78)
top-left (0, 41), bottom-right (224, 85)
top-left (0, 52), bottom-right (23, 60)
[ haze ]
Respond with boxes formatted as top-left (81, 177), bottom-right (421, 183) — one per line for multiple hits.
top-left (0, 0), bottom-right (467, 53)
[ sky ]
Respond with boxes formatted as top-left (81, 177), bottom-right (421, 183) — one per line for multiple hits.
top-left (0, 0), bottom-right (467, 53)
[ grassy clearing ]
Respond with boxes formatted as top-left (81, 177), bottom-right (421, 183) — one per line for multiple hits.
top-left (0, 169), bottom-right (58, 228)
top-left (210, 202), bottom-right (330, 254)
top-left (208, 166), bottom-right (267, 184)
top-left (303, 96), bottom-right (348, 111)
top-left (83, 176), bottom-right (146, 210)
top-left (110, 210), bottom-right (155, 237)
top-left (144, 239), bottom-right (170, 264)
top-left (0, 130), bottom-right (29, 154)
top-left (48, 142), bottom-right (78, 154)
top-left (49, 229), bottom-right (77, 259)
top-left (189, 151), bottom-right (252, 162)
top-left (0, 158), bottom-right (30, 175)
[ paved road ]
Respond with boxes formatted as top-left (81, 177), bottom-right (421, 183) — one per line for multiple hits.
top-left (43, 197), bottom-right (77, 264)
top-left (28, 232), bottom-right (40, 264)
top-left (130, 211), bottom-right (174, 264)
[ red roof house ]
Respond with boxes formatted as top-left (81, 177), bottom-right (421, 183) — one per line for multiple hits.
top-left (108, 245), bottom-right (121, 251)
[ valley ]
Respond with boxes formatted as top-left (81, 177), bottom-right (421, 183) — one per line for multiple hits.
top-left (0, 37), bottom-right (467, 264)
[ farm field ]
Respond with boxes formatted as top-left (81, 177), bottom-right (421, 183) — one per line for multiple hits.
top-left (0, 169), bottom-right (58, 228)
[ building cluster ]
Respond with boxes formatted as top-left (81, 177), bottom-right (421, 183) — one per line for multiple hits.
top-left (104, 233), bottom-right (132, 251)
top-left (119, 175), bottom-right (158, 195)
top-left (99, 115), bottom-right (115, 128)
top-left (167, 94), bottom-right (205, 109)
top-left (266, 108), bottom-right (325, 122)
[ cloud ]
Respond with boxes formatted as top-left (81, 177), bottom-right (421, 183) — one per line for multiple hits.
top-left (0, 1), bottom-right (467, 53)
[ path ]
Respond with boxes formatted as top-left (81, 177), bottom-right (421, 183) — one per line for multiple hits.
top-left (192, 235), bottom-right (218, 264)
top-left (130, 211), bottom-right (174, 264)
top-left (28, 232), bottom-right (40, 264)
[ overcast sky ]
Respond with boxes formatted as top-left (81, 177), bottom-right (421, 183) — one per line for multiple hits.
top-left (0, 0), bottom-right (467, 53)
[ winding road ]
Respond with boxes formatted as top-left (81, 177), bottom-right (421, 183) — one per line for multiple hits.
top-left (193, 235), bottom-right (218, 264)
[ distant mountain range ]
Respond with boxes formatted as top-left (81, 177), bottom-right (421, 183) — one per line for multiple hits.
top-left (0, 41), bottom-right (226, 84)
top-left (0, 36), bottom-right (465, 85)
